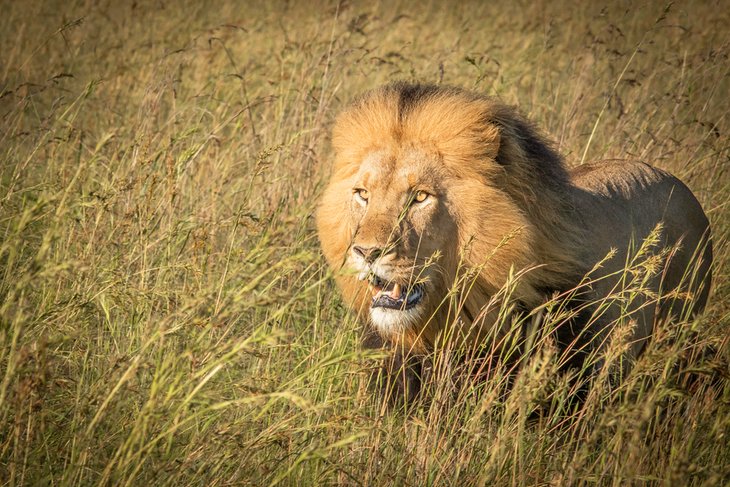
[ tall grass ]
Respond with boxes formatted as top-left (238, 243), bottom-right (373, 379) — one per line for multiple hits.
top-left (1, 0), bottom-right (728, 485)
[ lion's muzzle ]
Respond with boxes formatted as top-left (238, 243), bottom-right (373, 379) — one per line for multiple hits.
top-left (367, 274), bottom-right (425, 310)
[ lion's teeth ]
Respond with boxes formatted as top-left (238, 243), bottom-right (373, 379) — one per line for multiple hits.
top-left (357, 271), bottom-right (368, 281)
top-left (391, 283), bottom-right (402, 299)
top-left (369, 283), bottom-right (382, 298)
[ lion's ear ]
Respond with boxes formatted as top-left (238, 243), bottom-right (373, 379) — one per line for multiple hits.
top-left (483, 123), bottom-right (501, 161)
top-left (492, 120), bottom-right (524, 167)
top-left (489, 109), bottom-right (570, 187)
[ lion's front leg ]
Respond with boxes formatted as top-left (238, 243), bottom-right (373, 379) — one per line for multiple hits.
top-left (362, 331), bottom-right (423, 407)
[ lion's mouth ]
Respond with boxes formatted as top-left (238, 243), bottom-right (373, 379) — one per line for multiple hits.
top-left (366, 274), bottom-right (424, 310)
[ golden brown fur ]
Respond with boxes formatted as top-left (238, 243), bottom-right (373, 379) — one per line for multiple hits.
top-left (317, 82), bottom-right (712, 380)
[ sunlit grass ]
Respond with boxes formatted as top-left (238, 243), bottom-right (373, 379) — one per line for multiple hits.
top-left (1, 1), bottom-right (728, 485)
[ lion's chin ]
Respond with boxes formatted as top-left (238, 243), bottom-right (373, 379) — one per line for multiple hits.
top-left (370, 305), bottom-right (424, 336)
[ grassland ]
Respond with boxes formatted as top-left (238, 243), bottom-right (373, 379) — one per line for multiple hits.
top-left (1, 0), bottom-right (729, 485)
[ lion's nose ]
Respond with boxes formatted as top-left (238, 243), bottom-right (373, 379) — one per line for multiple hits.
top-left (352, 245), bottom-right (392, 263)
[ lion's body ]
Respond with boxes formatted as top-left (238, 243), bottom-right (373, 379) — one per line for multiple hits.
top-left (317, 83), bottom-right (712, 403)
top-left (569, 160), bottom-right (712, 359)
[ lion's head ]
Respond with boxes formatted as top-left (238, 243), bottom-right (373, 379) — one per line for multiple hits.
top-left (317, 83), bottom-right (587, 352)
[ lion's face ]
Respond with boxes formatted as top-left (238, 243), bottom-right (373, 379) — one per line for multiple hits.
top-left (345, 147), bottom-right (457, 335)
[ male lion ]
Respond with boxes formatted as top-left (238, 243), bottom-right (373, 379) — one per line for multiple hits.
top-left (317, 82), bottom-right (712, 404)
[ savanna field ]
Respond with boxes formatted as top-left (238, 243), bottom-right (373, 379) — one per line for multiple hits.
top-left (1, 0), bottom-right (729, 485)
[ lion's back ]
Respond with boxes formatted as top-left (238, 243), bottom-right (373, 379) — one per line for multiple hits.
top-left (570, 160), bottom-right (710, 262)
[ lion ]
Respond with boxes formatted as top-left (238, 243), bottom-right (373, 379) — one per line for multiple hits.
top-left (317, 82), bottom-right (712, 404)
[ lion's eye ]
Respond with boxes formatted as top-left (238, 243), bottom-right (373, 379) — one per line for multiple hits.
top-left (354, 188), bottom-right (369, 204)
top-left (413, 190), bottom-right (429, 204)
